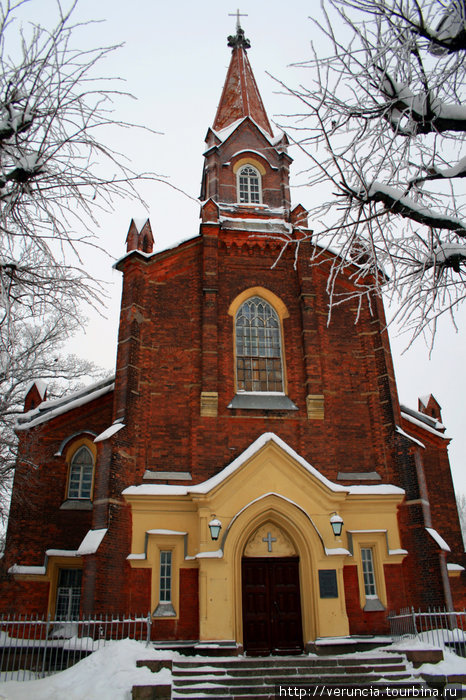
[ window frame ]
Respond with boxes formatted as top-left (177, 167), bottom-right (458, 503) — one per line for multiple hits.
top-left (234, 295), bottom-right (285, 394)
top-left (236, 164), bottom-right (262, 205)
top-left (65, 439), bottom-right (96, 502)
top-left (55, 567), bottom-right (82, 620)
top-left (360, 547), bottom-right (378, 599)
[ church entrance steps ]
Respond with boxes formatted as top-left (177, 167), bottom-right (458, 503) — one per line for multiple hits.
top-left (133, 654), bottom-right (428, 699)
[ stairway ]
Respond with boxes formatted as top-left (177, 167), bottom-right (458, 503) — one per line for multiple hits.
top-left (170, 654), bottom-right (425, 699)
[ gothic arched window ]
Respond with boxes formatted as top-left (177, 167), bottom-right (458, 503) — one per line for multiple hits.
top-left (237, 164), bottom-right (261, 204)
top-left (68, 445), bottom-right (94, 499)
top-left (235, 296), bottom-right (284, 392)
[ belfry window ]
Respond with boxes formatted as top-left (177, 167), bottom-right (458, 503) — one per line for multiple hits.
top-left (238, 165), bottom-right (261, 204)
top-left (235, 296), bottom-right (284, 393)
top-left (68, 445), bottom-right (94, 500)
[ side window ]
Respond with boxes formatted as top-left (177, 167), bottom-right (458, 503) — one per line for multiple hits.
top-left (361, 547), bottom-right (377, 598)
top-left (237, 164), bottom-right (261, 204)
top-left (68, 445), bottom-right (94, 500)
top-left (235, 296), bottom-right (284, 393)
top-left (55, 568), bottom-right (82, 620)
top-left (159, 550), bottom-right (172, 603)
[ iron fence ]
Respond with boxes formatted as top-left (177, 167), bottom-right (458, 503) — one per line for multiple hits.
top-left (389, 607), bottom-right (466, 657)
top-left (0, 612), bottom-right (152, 682)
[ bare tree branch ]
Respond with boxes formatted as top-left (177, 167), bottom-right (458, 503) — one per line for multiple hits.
top-left (276, 0), bottom-right (466, 341)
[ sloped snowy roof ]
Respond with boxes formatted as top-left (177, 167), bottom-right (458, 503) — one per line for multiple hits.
top-left (209, 116), bottom-right (286, 148)
top-left (426, 527), bottom-right (451, 552)
top-left (16, 376), bottom-right (115, 431)
top-left (400, 405), bottom-right (448, 439)
top-left (123, 432), bottom-right (405, 498)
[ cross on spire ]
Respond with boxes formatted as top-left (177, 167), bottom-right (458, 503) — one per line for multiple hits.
top-left (227, 8), bottom-right (251, 50)
top-left (228, 8), bottom-right (248, 32)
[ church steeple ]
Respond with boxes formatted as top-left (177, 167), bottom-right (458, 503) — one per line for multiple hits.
top-left (212, 16), bottom-right (273, 137)
top-left (200, 17), bottom-right (301, 221)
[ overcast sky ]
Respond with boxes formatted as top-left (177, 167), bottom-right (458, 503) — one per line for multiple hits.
top-left (15, 0), bottom-right (465, 495)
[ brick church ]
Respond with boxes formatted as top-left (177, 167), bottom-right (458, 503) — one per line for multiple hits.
top-left (1, 21), bottom-right (465, 654)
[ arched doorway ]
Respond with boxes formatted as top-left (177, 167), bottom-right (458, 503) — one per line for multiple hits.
top-left (241, 521), bottom-right (303, 655)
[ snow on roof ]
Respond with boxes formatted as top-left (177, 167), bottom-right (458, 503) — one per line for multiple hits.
top-left (210, 116), bottom-right (285, 148)
top-left (426, 527), bottom-right (451, 552)
top-left (146, 529), bottom-right (187, 536)
top-left (16, 377), bottom-right (115, 431)
top-left (123, 432), bottom-right (405, 499)
top-left (395, 425), bottom-right (426, 449)
top-left (94, 422), bottom-right (125, 443)
top-left (77, 528), bottom-right (108, 556)
top-left (114, 234), bottom-right (199, 269)
top-left (401, 409), bottom-right (448, 439)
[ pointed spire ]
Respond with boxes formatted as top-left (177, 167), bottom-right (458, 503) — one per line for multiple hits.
top-left (212, 15), bottom-right (273, 137)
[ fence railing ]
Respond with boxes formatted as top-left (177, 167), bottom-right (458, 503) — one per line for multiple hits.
top-left (0, 612), bottom-right (152, 682)
top-left (389, 607), bottom-right (466, 657)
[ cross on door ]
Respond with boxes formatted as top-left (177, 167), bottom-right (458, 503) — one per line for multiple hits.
top-left (262, 531), bottom-right (277, 552)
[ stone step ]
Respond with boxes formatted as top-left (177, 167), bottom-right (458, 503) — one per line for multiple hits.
top-left (172, 663), bottom-right (408, 677)
top-left (173, 655), bottom-right (406, 669)
top-left (173, 671), bottom-right (411, 688)
top-left (172, 682), bottom-right (427, 699)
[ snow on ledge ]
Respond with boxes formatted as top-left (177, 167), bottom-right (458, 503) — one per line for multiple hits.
top-left (396, 425), bottom-right (425, 449)
top-left (9, 564), bottom-right (46, 575)
top-left (146, 529), bottom-right (187, 536)
top-left (77, 528), bottom-right (108, 556)
top-left (426, 527), bottom-right (451, 552)
top-left (447, 563), bottom-right (465, 572)
top-left (325, 547), bottom-right (351, 556)
top-left (127, 553), bottom-right (146, 561)
top-left (94, 423), bottom-right (125, 443)
top-left (46, 549), bottom-right (78, 557)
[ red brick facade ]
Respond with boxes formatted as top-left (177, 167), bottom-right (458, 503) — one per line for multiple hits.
top-left (1, 27), bottom-right (464, 643)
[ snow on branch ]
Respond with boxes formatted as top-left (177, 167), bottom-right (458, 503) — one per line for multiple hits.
top-left (276, 0), bottom-right (466, 342)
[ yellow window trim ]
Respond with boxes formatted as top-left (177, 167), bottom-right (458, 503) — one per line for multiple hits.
top-left (228, 289), bottom-right (289, 396)
top-left (65, 437), bottom-right (96, 502)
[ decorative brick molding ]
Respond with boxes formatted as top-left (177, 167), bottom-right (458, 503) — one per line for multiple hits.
top-left (200, 392), bottom-right (218, 417)
top-left (306, 394), bottom-right (324, 420)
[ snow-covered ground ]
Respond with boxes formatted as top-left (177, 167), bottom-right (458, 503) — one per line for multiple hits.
top-left (0, 639), bottom-right (174, 700)
top-left (1, 638), bottom-right (466, 699)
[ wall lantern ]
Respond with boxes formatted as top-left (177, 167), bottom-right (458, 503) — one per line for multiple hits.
top-left (208, 517), bottom-right (222, 541)
top-left (330, 513), bottom-right (344, 537)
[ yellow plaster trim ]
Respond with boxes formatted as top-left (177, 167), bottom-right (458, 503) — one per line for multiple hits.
top-left (46, 556), bottom-right (84, 618)
top-left (228, 287), bottom-right (289, 319)
top-left (232, 157), bottom-right (266, 176)
top-left (65, 437), bottom-right (97, 501)
top-left (228, 289), bottom-right (289, 396)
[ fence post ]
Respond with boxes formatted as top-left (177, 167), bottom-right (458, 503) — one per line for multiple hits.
top-left (41, 614), bottom-right (51, 678)
top-left (411, 606), bottom-right (418, 635)
top-left (146, 611), bottom-right (152, 647)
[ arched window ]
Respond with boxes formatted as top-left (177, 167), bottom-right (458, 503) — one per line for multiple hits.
top-left (68, 445), bottom-right (94, 499)
top-left (235, 296), bottom-right (284, 393)
top-left (238, 165), bottom-right (261, 204)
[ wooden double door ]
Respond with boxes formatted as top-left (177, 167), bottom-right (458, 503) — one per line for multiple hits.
top-left (242, 557), bottom-right (303, 655)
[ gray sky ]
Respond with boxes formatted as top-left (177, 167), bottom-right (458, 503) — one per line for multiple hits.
top-left (16, 0), bottom-right (465, 495)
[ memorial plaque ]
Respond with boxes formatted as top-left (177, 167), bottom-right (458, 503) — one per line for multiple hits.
top-left (318, 569), bottom-right (338, 598)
